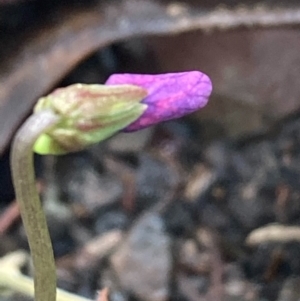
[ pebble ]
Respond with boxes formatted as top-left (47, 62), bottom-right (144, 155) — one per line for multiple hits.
top-left (110, 212), bottom-right (171, 301)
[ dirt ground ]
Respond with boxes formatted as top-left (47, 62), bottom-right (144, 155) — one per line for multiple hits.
top-left (2, 102), bottom-right (300, 301)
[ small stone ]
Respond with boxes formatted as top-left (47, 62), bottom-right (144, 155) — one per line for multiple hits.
top-left (55, 154), bottom-right (123, 212)
top-left (224, 264), bottom-right (258, 301)
top-left (178, 239), bottom-right (211, 274)
top-left (135, 154), bottom-right (176, 209)
top-left (95, 210), bottom-right (129, 235)
top-left (277, 277), bottom-right (300, 301)
top-left (75, 230), bottom-right (123, 270)
top-left (110, 212), bottom-right (172, 301)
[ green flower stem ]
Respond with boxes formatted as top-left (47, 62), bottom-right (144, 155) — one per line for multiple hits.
top-left (10, 110), bottom-right (61, 301)
top-left (0, 251), bottom-right (93, 301)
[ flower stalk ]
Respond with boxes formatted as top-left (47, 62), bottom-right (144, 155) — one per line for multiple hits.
top-left (10, 110), bottom-right (61, 301)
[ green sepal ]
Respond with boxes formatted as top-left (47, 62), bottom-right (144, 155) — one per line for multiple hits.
top-left (33, 83), bottom-right (147, 155)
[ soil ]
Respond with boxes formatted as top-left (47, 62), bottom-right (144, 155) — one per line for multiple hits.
top-left (2, 107), bottom-right (300, 301)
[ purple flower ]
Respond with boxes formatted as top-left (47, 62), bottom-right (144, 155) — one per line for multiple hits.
top-left (105, 71), bottom-right (212, 131)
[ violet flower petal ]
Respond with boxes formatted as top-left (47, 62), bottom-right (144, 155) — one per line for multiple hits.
top-left (105, 71), bottom-right (212, 131)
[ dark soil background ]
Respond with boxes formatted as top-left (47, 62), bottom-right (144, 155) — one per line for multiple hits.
top-left (1, 1), bottom-right (300, 301)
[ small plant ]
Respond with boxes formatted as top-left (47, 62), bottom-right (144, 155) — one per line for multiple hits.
top-left (8, 71), bottom-right (212, 301)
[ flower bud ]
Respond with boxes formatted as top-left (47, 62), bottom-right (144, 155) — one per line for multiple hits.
top-left (33, 83), bottom-right (147, 155)
top-left (105, 71), bottom-right (212, 131)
